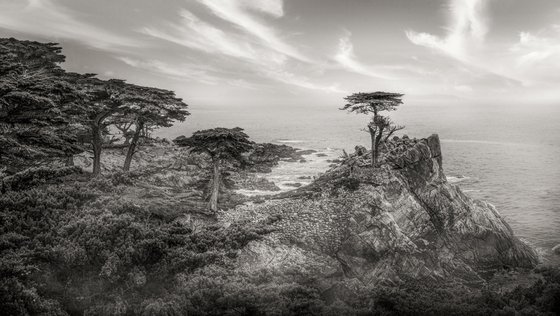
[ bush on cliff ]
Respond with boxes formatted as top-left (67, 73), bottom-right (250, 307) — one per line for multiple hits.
top-left (0, 177), bottom-right (273, 315)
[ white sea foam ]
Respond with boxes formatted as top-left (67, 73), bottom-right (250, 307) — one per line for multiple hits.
top-left (274, 139), bottom-right (305, 144)
top-left (446, 175), bottom-right (469, 183)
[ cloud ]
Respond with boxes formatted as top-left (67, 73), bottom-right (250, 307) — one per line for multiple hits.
top-left (0, 0), bottom-right (140, 50)
top-left (118, 57), bottom-right (222, 85)
top-left (406, 0), bottom-right (488, 62)
top-left (511, 30), bottom-right (560, 67)
top-left (405, 0), bottom-right (526, 89)
top-left (454, 84), bottom-right (473, 93)
top-left (141, 2), bottom-right (341, 93)
top-left (508, 26), bottom-right (560, 84)
top-left (334, 32), bottom-right (395, 80)
top-left (196, 0), bottom-right (312, 63)
top-left (260, 67), bottom-right (346, 93)
top-left (142, 10), bottom-right (286, 65)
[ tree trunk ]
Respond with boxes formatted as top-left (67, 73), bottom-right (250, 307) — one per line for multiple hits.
top-left (91, 124), bottom-right (103, 176)
top-left (208, 160), bottom-right (221, 212)
top-left (373, 125), bottom-right (385, 166)
top-left (123, 121), bottom-right (144, 172)
top-left (368, 126), bottom-right (376, 166)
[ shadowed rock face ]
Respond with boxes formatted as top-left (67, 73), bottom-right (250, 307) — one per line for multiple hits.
top-left (225, 134), bottom-right (538, 290)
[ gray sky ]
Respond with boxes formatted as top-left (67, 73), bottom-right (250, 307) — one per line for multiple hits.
top-left (1, 0), bottom-right (559, 108)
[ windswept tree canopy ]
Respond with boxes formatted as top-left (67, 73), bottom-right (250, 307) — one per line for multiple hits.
top-left (76, 77), bottom-right (189, 128)
top-left (174, 127), bottom-right (253, 211)
top-left (341, 92), bottom-right (404, 115)
top-left (120, 85), bottom-right (189, 127)
top-left (0, 38), bottom-right (84, 170)
top-left (174, 127), bottom-right (253, 162)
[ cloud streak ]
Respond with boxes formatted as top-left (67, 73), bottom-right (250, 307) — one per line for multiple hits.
top-left (141, 1), bottom-right (341, 93)
top-left (0, 0), bottom-right (140, 51)
top-left (196, 0), bottom-right (312, 63)
top-left (406, 0), bottom-right (488, 62)
top-left (334, 32), bottom-right (396, 80)
top-left (118, 57), bottom-right (222, 85)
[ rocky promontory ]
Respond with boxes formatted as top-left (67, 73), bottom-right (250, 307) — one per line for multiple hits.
top-left (225, 134), bottom-right (539, 292)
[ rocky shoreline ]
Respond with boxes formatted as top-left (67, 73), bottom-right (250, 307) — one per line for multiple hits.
top-left (4, 133), bottom-right (558, 315)
top-left (226, 135), bottom-right (540, 289)
top-left (73, 135), bottom-right (558, 291)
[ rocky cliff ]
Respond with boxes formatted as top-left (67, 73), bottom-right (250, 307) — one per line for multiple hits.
top-left (223, 134), bottom-right (539, 291)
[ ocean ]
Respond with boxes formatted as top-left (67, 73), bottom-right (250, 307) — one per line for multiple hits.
top-left (160, 102), bottom-right (560, 264)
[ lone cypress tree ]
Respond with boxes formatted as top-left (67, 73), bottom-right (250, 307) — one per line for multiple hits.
top-left (174, 127), bottom-right (253, 212)
top-left (341, 92), bottom-right (404, 166)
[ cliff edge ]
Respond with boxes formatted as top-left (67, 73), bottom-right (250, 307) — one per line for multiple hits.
top-left (224, 134), bottom-right (539, 290)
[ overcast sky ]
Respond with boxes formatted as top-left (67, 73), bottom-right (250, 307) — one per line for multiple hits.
top-left (1, 0), bottom-right (559, 108)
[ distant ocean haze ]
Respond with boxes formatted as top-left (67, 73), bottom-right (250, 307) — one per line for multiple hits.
top-left (159, 102), bottom-right (560, 263)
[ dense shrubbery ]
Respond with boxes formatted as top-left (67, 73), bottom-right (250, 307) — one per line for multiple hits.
top-left (367, 271), bottom-right (560, 316)
top-left (1, 173), bottom-right (559, 315)
top-left (0, 177), bottom-right (273, 315)
top-left (0, 166), bottom-right (81, 193)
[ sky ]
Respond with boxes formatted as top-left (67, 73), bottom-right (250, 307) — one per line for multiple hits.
top-left (1, 0), bottom-right (560, 109)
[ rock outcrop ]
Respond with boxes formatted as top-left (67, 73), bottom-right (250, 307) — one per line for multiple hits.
top-left (224, 134), bottom-right (538, 291)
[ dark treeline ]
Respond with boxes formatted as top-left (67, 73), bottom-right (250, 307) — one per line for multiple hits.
top-left (0, 37), bottom-right (189, 181)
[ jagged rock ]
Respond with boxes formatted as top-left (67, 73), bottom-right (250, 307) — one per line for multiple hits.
top-left (226, 134), bottom-right (538, 293)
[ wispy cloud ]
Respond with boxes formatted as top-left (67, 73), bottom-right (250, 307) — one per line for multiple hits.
top-left (141, 1), bottom-right (341, 93)
top-left (405, 0), bottom-right (525, 90)
top-left (0, 0), bottom-right (140, 50)
top-left (334, 32), bottom-right (395, 80)
top-left (511, 28), bottom-right (560, 67)
top-left (406, 0), bottom-right (488, 62)
top-left (142, 10), bottom-right (286, 65)
top-left (196, 0), bottom-right (312, 63)
top-left (118, 57), bottom-right (222, 85)
top-left (509, 25), bottom-right (560, 84)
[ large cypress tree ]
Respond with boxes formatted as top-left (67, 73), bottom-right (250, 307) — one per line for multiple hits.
top-left (341, 92), bottom-right (405, 166)
top-left (119, 85), bottom-right (188, 171)
top-left (0, 38), bottom-right (84, 173)
top-left (174, 128), bottom-right (253, 212)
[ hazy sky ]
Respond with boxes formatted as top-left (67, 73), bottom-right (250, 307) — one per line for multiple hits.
top-left (1, 0), bottom-right (559, 108)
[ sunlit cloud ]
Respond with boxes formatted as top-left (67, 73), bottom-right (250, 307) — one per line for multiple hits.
top-left (142, 10), bottom-right (286, 65)
top-left (0, 0), bottom-right (140, 51)
top-left (0, 0), bottom-right (557, 103)
top-left (196, 0), bottom-right (312, 63)
top-left (405, 0), bottom-right (524, 92)
top-left (509, 25), bottom-right (560, 85)
top-left (406, 0), bottom-right (488, 63)
top-left (141, 2), bottom-right (341, 93)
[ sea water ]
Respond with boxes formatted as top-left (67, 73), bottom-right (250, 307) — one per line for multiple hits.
top-left (160, 102), bottom-right (560, 264)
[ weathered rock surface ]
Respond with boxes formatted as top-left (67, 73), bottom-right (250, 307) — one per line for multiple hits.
top-left (224, 134), bottom-right (539, 292)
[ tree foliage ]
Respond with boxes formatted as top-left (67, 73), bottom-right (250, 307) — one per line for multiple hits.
top-left (118, 84), bottom-right (189, 171)
top-left (175, 127), bottom-right (253, 162)
top-left (341, 91), bottom-right (403, 115)
top-left (341, 91), bottom-right (405, 166)
top-left (0, 38), bottom-right (84, 171)
top-left (174, 127), bottom-right (253, 211)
